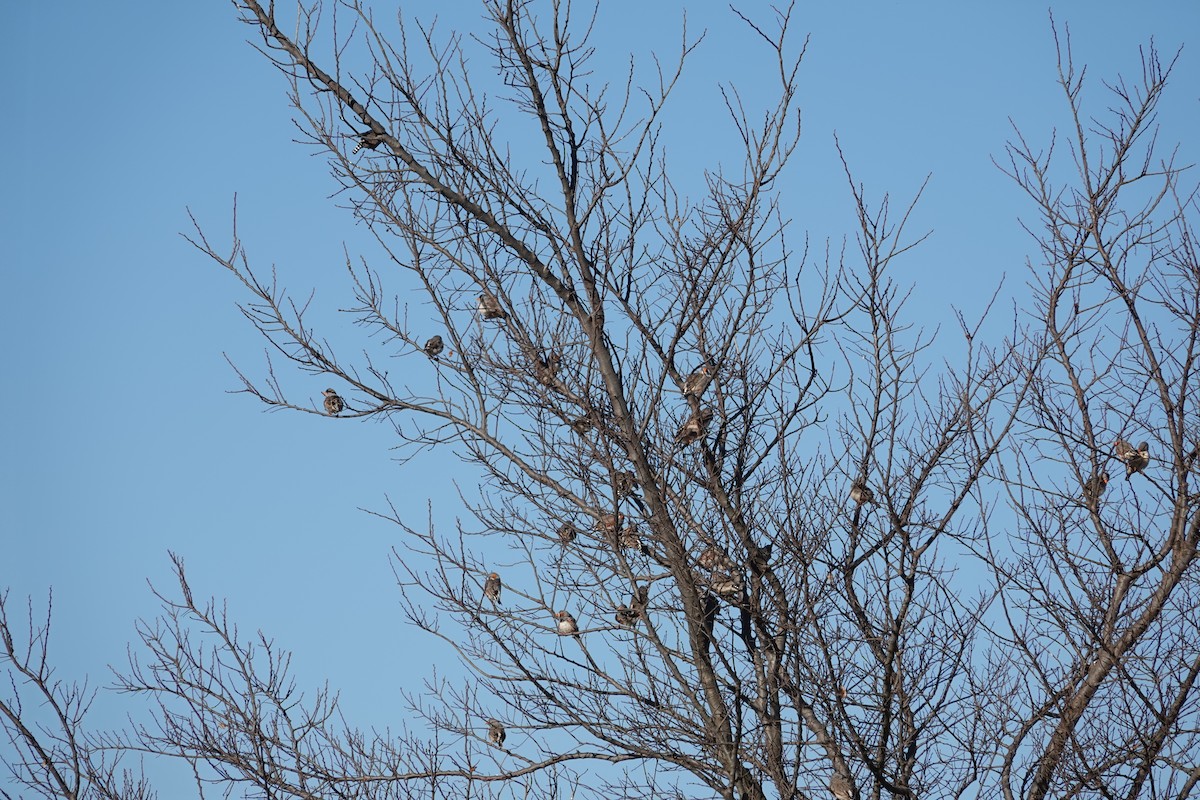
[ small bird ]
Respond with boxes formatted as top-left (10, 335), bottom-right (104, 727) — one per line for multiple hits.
top-left (483, 572), bottom-right (502, 605)
top-left (1115, 439), bottom-right (1150, 480)
top-left (631, 585), bottom-right (649, 610)
top-left (615, 604), bottom-right (641, 627)
top-left (1083, 471), bottom-right (1109, 506)
top-left (613, 471), bottom-right (638, 497)
top-left (322, 388), bottom-right (345, 416)
top-left (557, 523), bottom-right (577, 545)
top-left (486, 718), bottom-right (506, 747)
top-left (555, 610), bottom-right (579, 636)
top-left (683, 363), bottom-right (713, 397)
top-left (749, 543), bottom-right (773, 574)
top-left (569, 408), bottom-right (609, 436)
top-left (351, 130), bottom-right (385, 154)
top-left (596, 513), bottom-right (623, 535)
top-left (611, 527), bottom-right (651, 558)
top-left (534, 351), bottom-right (562, 389)
top-left (616, 527), bottom-right (641, 550)
top-left (674, 408), bottom-right (714, 446)
top-left (709, 572), bottom-right (743, 599)
top-left (850, 480), bottom-right (875, 506)
top-left (423, 335), bottom-right (444, 359)
top-left (830, 773), bottom-right (854, 800)
top-left (478, 292), bottom-right (506, 321)
top-left (698, 547), bottom-right (732, 572)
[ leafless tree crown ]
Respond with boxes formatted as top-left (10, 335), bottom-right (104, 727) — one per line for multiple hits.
top-left (4, 4), bottom-right (1200, 800)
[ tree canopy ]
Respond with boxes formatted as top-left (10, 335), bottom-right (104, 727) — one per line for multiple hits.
top-left (4, 3), bottom-right (1200, 799)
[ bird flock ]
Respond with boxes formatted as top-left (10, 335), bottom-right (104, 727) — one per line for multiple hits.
top-left (310, 283), bottom-right (1158, 756)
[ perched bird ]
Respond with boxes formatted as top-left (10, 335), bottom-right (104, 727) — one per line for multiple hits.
top-left (616, 527), bottom-right (641, 550)
top-left (555, 610), bottom-right (579, 636)
top-left (615, 604), bottom-right (641, 628)
top-left (616, 587), bottom-right (650, 627)
top-left (569, 409), bottom-right (606, 436)
top-left (683, 363), bottom-right (713, 397)
top-left (478, 292), bottom-right (506, 321)
top-left (613, 471), bottom-right (638, 497)
top-left (850, 480), bottom-right (875, 506)
top-left (709, 572), bottom-right (743, 599)
top-left (486, 718), bottom-right (506, 748)
top-left (698, 547), bottom-right (732, 572)
top-left (351, 130), bottom-right (385, 154)
top-left (749, 543), bottom-right (773, 574)
top-left (322, 388), bottom-right (345, 416)
top-left (483, 572), bottom-right (502, 605)
top-left (596, 513), bottom-right (624, 535)
top-left (830, 773), bottom-right (854, 800)
top-left (423, 335), bottom-right (444, 359)
top-left (674, 408), bottom-right (714, 446)
top-left (534, 351), bottom-right (562, 389)
top-left (557, 523), bottom-right (577, 546)
top-left (1083, 471), bottom-right (1109, 506)
top-left (611, 526), bottom-right (651, 558)
top-left (1115, 439), bottom-right (1150, 480)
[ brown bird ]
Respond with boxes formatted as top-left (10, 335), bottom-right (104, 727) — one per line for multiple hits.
top-left (611, 526), bottom-right (651, 558)
top-left (483, 572), bottom-right (502, 605)
top-left (631, 585), bottom-right (649, 610)
top-left (351, 130), bottom-right (385, 154)
top-left (616, 527), bottom-right (641, 550)
top-left (698, 547), bottom-right (732, 572)
top-left (322, 388), bottom-right (345, 416)
top-left (615, 604), bottom-right (641, 628)
top-left (709, 572), bottom-right (743, 599)
top-left (534, 351), bottom-right (562, 389)
top-left (850, 480), bottom-right (875, 506)
top-left (1083, 471), bottom-right (1109, 506)
top-left (486, 718), bottom-right (505, 747)
top-left (749, 543), bottom-right (773, 574)
top-left (613, 471), bottom-right (638, 497)
top-left (683, 363), bottom-right (713, 397)
top-left (830, 773), bottom-right (854, 800)
top-left (555, 610), bottom-right (579, 636)
top-left (423, 335), bottom-right (444, 359)
top-left (557, 523), bottom-right (577, 545)
top-left (1115, 439), bottom-right (1150, 480)
top-left (478, 292), bottom-right (506, 320)
top-left (596, 513), bottom-right (624, 535)
top-left (568, 410), bottom-right (603, 435)
top-left (674, 408), bottom-right (714, 446)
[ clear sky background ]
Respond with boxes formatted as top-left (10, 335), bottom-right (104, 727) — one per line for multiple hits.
top-left (2, 1), bottom-right (1199, 795)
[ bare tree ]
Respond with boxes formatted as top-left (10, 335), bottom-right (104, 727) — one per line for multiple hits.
top-left (982, 31), bottom-right (1200, 800)
top-left (3, 3), bottom-right (1198, 800)
top-left (0, 592), bottom-right (151, 800)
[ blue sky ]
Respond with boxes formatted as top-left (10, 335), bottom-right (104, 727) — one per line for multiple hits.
top-left (2, 1), bottom-right (1199, 794)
